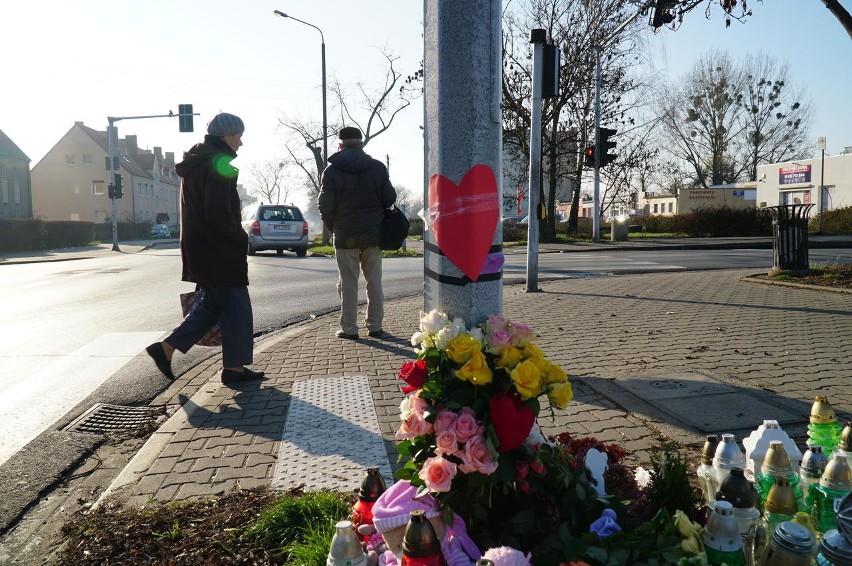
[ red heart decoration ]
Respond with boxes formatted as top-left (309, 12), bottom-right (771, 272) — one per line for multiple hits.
top-left (488, 392), bottom-right (535, 453)
top-left (428, 165), bottom-right (499, 281)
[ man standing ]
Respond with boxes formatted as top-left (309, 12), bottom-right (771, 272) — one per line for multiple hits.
top-left (318, 126), bottom-right (397, 340)
top-left (146, 112), bottom-right (264, 385)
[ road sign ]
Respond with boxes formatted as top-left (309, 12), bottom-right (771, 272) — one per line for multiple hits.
top-left (818, 136), bottom-right (826, 150)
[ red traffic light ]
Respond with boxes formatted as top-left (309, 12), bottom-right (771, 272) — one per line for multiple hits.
top-left (584, 145), bottom-right (595, 167)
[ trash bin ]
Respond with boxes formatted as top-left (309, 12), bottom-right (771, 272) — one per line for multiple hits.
top-left (767, 204), bottom-right (814, 276)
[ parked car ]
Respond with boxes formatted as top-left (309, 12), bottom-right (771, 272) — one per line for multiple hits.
top-left (502, 215), bottom-right (524, 224)
top-left (150, 223), bottom-right (171, 239)
top-left (240, 203), bottom-right (309, 257)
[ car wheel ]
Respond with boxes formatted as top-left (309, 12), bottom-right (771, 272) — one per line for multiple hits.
top-left (276, 249), bottom-right (284, 256)
top-left (296, 247), bottom-right (307, 257)
top-left (247, 243), bottom-right (257, 256)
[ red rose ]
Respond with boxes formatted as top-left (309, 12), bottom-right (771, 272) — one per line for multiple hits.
top-left (398, 360), bottom-right (428, 393)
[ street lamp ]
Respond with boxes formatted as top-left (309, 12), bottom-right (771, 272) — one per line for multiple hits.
top-left (273, 10), bottom-right (328, 178)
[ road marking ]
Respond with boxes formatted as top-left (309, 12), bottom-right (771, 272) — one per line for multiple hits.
top-left (0, 331), bottom-right (164, 468)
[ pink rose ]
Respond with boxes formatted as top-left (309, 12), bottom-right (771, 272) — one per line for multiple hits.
top-left (454, 407), bottom-right (481, 443)
top-left (485, 315), bottom-right (508, 335)
top-left (434, 409), bottom-right (458, 433)
top-left (515, 460), bottom-right (530, 481)
top-left (508, 322), bottom-right (535, 346)
top-left (486, 330), bottom-right (512, 354)
top-left (419, 456), bottom-right (457, 492)
top-left (435, 429), bottom-right (459, 456)
top-left (459, 434), bottom-right (498, 475)
top-left (395, 411), bottom-right (433, 440)
top-left (529, 459), bottom-right (546, 476)
top-left (400, 392), bottom-right (429, 417)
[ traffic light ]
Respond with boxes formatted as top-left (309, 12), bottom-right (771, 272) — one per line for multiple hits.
top-left (598, 127), bottom-right (617, 167)
top-left (178, 104), bottom-right (194, 132)
top-left (541, 43), bottom-right (560, 98)
top-left (651, 0), bottom-right (677, 31)
top-left (584, 145), bottom-right (595, 168)
top-left (113, 174), bottom-right (123, 199)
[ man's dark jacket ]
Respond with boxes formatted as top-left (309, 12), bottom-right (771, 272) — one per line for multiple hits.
top-left (175, 135), bottom-right (248, 287)
top-left (318, 147), bottom-right (397, 249)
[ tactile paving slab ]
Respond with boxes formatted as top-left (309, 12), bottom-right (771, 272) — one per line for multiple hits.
top-left (272, 375), bottom-right (393, 492)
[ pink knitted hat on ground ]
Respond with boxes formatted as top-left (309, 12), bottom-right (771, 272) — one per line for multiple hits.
top-left (371, 480), bottom-right (442, 532)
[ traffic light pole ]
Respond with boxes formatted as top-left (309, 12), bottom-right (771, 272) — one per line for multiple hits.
top-left (591, 1), bottom-right (657, 243)
top-left (105, 107), bottom-right (197, 252)
top-left (526, 30), bottom-right (545, 292)
top-left (592, 49), bottom-right (603, 243)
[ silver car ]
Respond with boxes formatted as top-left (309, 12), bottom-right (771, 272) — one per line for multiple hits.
top-left (240, 204), bottom-right (309, 257)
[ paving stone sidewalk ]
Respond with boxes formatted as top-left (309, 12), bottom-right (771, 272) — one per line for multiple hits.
top-left (98, 268), bottom-right (852, 508)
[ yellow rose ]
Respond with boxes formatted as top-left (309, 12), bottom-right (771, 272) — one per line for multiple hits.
top-left (673, 509), bottom-right (701, 539)
top-left (446, 334), bottom-right (481, 364)
top-left (547, 381), bottom-right (573, 409)
top-left (527, 355), bottom-right (551, 374)
top-left (509, 359), bottom-right (542, 399)
top-left (522, 343), bottom-right (545, 359)
top-left (681, 535), bottom-right (702, 555)
top-left (545, 364), bottom-right (568, 384)
top-left (455, 350), bottom-right (493, 385)
top-left (495, 346), bottom-right (524, 369)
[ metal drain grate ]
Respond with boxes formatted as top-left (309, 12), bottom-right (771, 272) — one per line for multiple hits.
top-left (64, 403), bottom-right (161, 434)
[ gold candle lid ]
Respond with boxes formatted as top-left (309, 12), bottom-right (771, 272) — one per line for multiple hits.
top-left (811, 395), bottom-right (839, 424)
top-left (821, 453), bottom-right (852, 491)
top-left (838, 422), bottom-right (852, 453)
top-left (765, 476), bottom-right (798, 514)
top-left (762, 441), bottom-right (794, 476)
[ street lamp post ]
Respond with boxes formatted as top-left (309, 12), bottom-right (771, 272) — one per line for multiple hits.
top-left (274, 10), bottom-right (328, 176)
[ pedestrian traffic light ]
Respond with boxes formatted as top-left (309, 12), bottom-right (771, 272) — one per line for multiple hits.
top-left (584, 145), bottom-right (595, 168)
top-left (651, 0), bottom-right (677, 31)
top-left (598, 127), bottom-right (617, 167)
top-left (541, 43), bottom-right (560, 99)
top-left (113, 173), bottom-right (123, 199)
top-left (178, 104), bottom-right (194, 132)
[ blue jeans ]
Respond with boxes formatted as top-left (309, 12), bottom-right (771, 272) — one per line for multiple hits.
top-left (165, 285), bottom-right (254, 368)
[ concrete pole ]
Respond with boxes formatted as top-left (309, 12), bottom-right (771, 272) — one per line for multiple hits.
top-left (525, 30), bottom-right (545, 293)
top-left (423, 0), bottom-right (502, 326)
top-left (107, 120), bottom-right (120, 252)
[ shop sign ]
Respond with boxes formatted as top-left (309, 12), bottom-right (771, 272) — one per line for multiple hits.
top-left (779, 165), bottom-right (811, 185)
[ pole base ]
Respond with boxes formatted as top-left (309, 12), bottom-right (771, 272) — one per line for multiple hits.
top-left (767, 268), bottom-right (811, 278)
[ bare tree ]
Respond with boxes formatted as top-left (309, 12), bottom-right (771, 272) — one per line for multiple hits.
top-left (658, 0), bottom-right (852, 40)
top-left (658, 49), bottom-right (813, 188)
top-left (247, 159), bottom-right (290, 205)
top-left (658, 50), bottom-right (747, 188)
top-left (737, 52), bottom-right (813, 181)
top-left (278, 47), bottom-right (421, 243)
top-left (394, 184), bottom-right (423, 217)
top-left (501, 0), bottom-right (643, 239)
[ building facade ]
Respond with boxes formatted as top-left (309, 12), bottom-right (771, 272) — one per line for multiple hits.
top-left (755, 151), bottom-right (852, 214)
top-left (31, 122), bottom-right (179, 225)
top-left (0, 128), bottom-right (33, 218)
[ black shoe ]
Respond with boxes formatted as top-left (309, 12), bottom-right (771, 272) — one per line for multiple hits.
top-left (221, 367), bottom-right (266, 384)
top-left (146, 342), bottom-right (175, 380)
top-left (367, 330), bottom-right (388, 339)
top-left (336, 330), bottom-right (359, 340)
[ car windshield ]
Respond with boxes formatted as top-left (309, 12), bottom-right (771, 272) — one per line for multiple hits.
top-left (260, 207), bottom-right (303, 222)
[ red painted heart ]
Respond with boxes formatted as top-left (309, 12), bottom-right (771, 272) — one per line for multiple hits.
top-left (427, 165), bottom-right (499, 281)
top-left (488, 392), bottom-right (535, 453)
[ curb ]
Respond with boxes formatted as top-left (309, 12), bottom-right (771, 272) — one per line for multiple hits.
top-left (739, 274), bottom-right (852, 295)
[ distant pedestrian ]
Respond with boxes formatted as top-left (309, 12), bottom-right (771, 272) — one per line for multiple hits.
top-left (146, 112), bottom-right (264, 385)
top-left (318, 126), bottom-right (397, 340)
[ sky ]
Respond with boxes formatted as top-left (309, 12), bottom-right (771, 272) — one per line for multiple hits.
top-left (2, 1), bottom-right (849, 211)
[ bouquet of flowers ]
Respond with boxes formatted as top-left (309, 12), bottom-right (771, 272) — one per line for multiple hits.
top-left (393, 310), bottom-right (602, 554)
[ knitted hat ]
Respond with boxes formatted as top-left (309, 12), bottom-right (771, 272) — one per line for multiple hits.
top-left (207, 112), bottom-right (245, 136)
top-left (338, 126), bottom-right (363, 141)
top-left (371, 480), bottom-right (441, 533)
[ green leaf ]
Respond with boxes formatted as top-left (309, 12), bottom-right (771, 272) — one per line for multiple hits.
top-left (508, 508), bottom-right (536, 534)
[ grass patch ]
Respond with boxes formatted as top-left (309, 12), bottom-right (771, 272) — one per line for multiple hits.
top-left (59, 488), bottom-right (354, 564)
top-left (769, 262), bottom-right (852, 289)
top-left (308, 244), bottom-right (419, 258)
